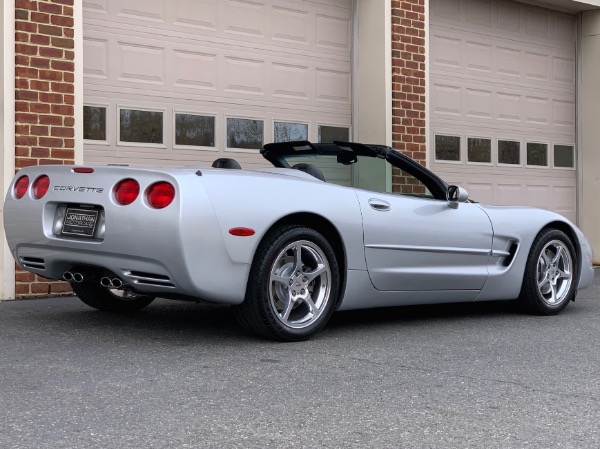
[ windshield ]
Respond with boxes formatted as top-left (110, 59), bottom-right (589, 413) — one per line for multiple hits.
top-left (280, 153), bottom-right (434, 198)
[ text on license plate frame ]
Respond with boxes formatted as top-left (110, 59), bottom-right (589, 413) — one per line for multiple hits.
top-left (61, 208), bottom-right (99, 238)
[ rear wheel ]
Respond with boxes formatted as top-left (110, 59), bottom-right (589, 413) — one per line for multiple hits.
top-left (233, 225), bottom-right (340, 341)
top-left (72, 281), bottom-right (155, 312)
top-left (519, 228), bottom-right (577, 315)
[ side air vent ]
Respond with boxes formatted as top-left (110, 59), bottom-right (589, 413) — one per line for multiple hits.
top-left (502, 243), bottom-right (519, 267)
top-left (125, 271), bottom-right (175, 288)
top-left (20, 257), bottom-right (46, 270)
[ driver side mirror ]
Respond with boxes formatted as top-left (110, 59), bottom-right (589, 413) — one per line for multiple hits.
top-left (446, 185), bottom-right (469, 209)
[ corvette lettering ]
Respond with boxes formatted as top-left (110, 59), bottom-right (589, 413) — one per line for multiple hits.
top-left (53, 186), bottom-right (104, 193)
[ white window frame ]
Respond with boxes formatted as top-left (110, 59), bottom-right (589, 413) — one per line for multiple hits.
top-left (466, 134), bottom-right (493, 166)
top-left (273, 118), bottom-right (310, 143)
top-left (432, 131), bottom-right (463, 165)
top-left (316, 122), bottom-right (352, 144)
top-left (172, 110), bottom-right (219, 152)
top-left (497, 138), bottom-right (522, 167)
top-left (224, 115), bottom-right (266, 153)
top-left (525, 141), bottom-right (550, 169)
top-left (552, 142), bottom-right (576, 171)
top-left (83, 103), bottom-right (110, 146)
top-left (117, 105), bottom-right (166, 149)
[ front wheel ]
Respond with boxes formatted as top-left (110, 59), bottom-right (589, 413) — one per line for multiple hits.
top-left (72, 281), bottom-right (155, 312)
top-left (233, 225), bottom-right (340, 341)
top-left (519, 228), bottom-right (577, 315)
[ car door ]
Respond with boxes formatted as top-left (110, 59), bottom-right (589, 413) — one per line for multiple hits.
top-left (355, 188), bottom-right (494, 292)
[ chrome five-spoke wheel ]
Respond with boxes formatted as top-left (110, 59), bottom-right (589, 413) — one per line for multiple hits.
top-left (269, 240), bottom-right (332, 329)
top-left (536, 240), bottom-right (573, 306)
top-left (520, 228), bottom-right (577, 315)
top-left (233, 225), bottom-right (340, 341)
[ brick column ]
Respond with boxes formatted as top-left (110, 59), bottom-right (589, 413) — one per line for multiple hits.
top-left (14, 0), bottom-right (75, 297)
top-left (391, 0), bottom-right (426, 193)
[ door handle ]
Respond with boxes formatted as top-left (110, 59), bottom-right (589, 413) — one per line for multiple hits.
top-left (368, 198), bottom-right (391, 211)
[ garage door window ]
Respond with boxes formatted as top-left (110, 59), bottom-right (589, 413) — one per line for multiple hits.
top-left (434, 135), bottom-right (460, 162)
top-left (274, 121), bottom-right (308, 143)
top-left (498, 140), bottom-right (520, 165)
top-left (318, 125), bottom-right (350, 143)
top-left (226, 118), bottom-right (264, 150)
top-left (174, 113), bottom-right (215, 148)
top-left (467, 137), bottom-right (491, 164)
top-left (119, 108), bottom-right (164, 145)
top-left (554, 145), bottom-right (575, 169)
top-left (83, 105), bottom-right (107, 142)
top-left (527, 143), bottom-right (548, 167)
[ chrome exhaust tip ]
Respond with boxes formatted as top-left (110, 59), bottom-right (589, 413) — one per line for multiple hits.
top-left (100, 277), bottom-right (113, 288)
top-left (72, 273), bottom-right (84, 283)
top-left (111, 278), bottom-right (123, 289)
top-left (63, 271), bottom-right (73, 281)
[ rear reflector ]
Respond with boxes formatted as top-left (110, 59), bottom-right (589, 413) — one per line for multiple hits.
top-left (14, 175), bottom-right (29, 199)
top-left (229, 227), bottom-right (255, 237)
top-left (32, 175), bottom-right (50, 199)
top-left (114, 178), bottom-right (140, 205)
top-left (147, 182), bottom-right (175, 209)
top-left (73, 167), bottom-right (94, 173)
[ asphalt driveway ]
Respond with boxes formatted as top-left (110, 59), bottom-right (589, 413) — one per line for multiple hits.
top-left (1, 274), bottom-right (599, 448)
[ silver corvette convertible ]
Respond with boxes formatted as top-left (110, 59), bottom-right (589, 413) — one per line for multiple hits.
top-left (4, 141), bottom-right (595, 341)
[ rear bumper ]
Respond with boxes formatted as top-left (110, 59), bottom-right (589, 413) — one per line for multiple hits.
top-left (578, 242), bottom-right (595, 290)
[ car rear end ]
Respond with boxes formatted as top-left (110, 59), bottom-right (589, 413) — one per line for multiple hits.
top-left (4, 165), bottom-right (250, 304)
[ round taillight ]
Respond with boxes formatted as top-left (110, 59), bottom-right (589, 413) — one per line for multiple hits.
top-left (14, 175), bottom-right (29, 199)
top-left (147, 182), bottom-right (175, 209)
top-left (114, 178), bottom-right (140, 205)
top-left (32, 175), bottom-right (50, 199)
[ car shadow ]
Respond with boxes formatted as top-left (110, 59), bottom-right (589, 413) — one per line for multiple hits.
top-left (54, 297), bottom-right (533, 343)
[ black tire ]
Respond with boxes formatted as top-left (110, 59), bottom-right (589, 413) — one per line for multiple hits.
top-left (72, 281), bottom-right (155, 312)
top-left (233, 225), bottom-right (340, 341)
top-left (519, 228), bottom-right (578, 315)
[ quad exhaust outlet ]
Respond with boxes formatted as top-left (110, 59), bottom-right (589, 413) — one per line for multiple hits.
top-left (63, 271), bottom-right (83, 283)
top-left (100, 277), bottom-right (123, 289)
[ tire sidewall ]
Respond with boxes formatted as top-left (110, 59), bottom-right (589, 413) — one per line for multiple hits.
top-left (522, 229), bottom-right (577, 314)
top-left (250, 226), bottom-right (340, 341)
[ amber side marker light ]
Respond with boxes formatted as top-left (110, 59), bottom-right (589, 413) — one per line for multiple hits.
top-left (14, 175), bottom-right (29, 199)
top-left (229, 228), bottom-right (256, 237)
top-left (32, 175), bottom-right (50, 199)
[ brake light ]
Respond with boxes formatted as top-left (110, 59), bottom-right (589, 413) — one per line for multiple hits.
top-left (73, 167), bottom-right (94, 173)
top-left (114, 178), bottom-right (140, 205)
top-left (147, 182), bottom-right (175, 209)
top-left (32, 175), bottom-right (50, 199)
top-left (14, 175), bottom-right (29, 199)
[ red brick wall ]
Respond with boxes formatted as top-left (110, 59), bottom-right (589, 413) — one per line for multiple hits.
top-left (391, 0), bottom-right (426, 193)
top-left (14, 0), bottom-right (75, 297)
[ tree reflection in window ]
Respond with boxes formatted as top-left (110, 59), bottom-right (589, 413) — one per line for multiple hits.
top-left (119, 109), bottom-right (163, 144)
top-left (84, 106), bottom-right (107, 141)
top-left (435, 135), bottom-right (460, 161)
top-left (227, 118), bottom-right (264, 150)
top-left (274, 121), bottom-right (308, 143)
top-left (318, 125), bottom-right (349, 143)
top-left (498, 140), bottom-right (520, 164)
top-left (527, 142), bottom-right (548, 166)
top-left (175, 114), bottom-right (215, 147)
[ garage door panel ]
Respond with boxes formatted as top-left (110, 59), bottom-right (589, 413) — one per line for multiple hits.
top-left (84, 0), bottom-right (352, 168)
top-left (431, 0), bottom-right (576, 222)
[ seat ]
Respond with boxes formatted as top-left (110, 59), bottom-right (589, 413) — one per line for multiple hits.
top-left (291, 163), bottom-right (326, 182)
top-left (212, 158), bottom-right (242, 169)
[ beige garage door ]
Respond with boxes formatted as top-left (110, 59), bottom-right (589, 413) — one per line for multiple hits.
top-left (82, 0), bottom-right (353, 171)
top-left (430, 0), bottom-right (577, 222)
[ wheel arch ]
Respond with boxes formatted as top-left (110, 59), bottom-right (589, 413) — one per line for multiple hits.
top-left (256, 212), bottom-right (347, 308)
top-left (539, 220), bottom-right (581, 279)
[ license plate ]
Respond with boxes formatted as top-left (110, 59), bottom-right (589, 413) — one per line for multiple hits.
top-left (61, 208), bottom-right (99, 238)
